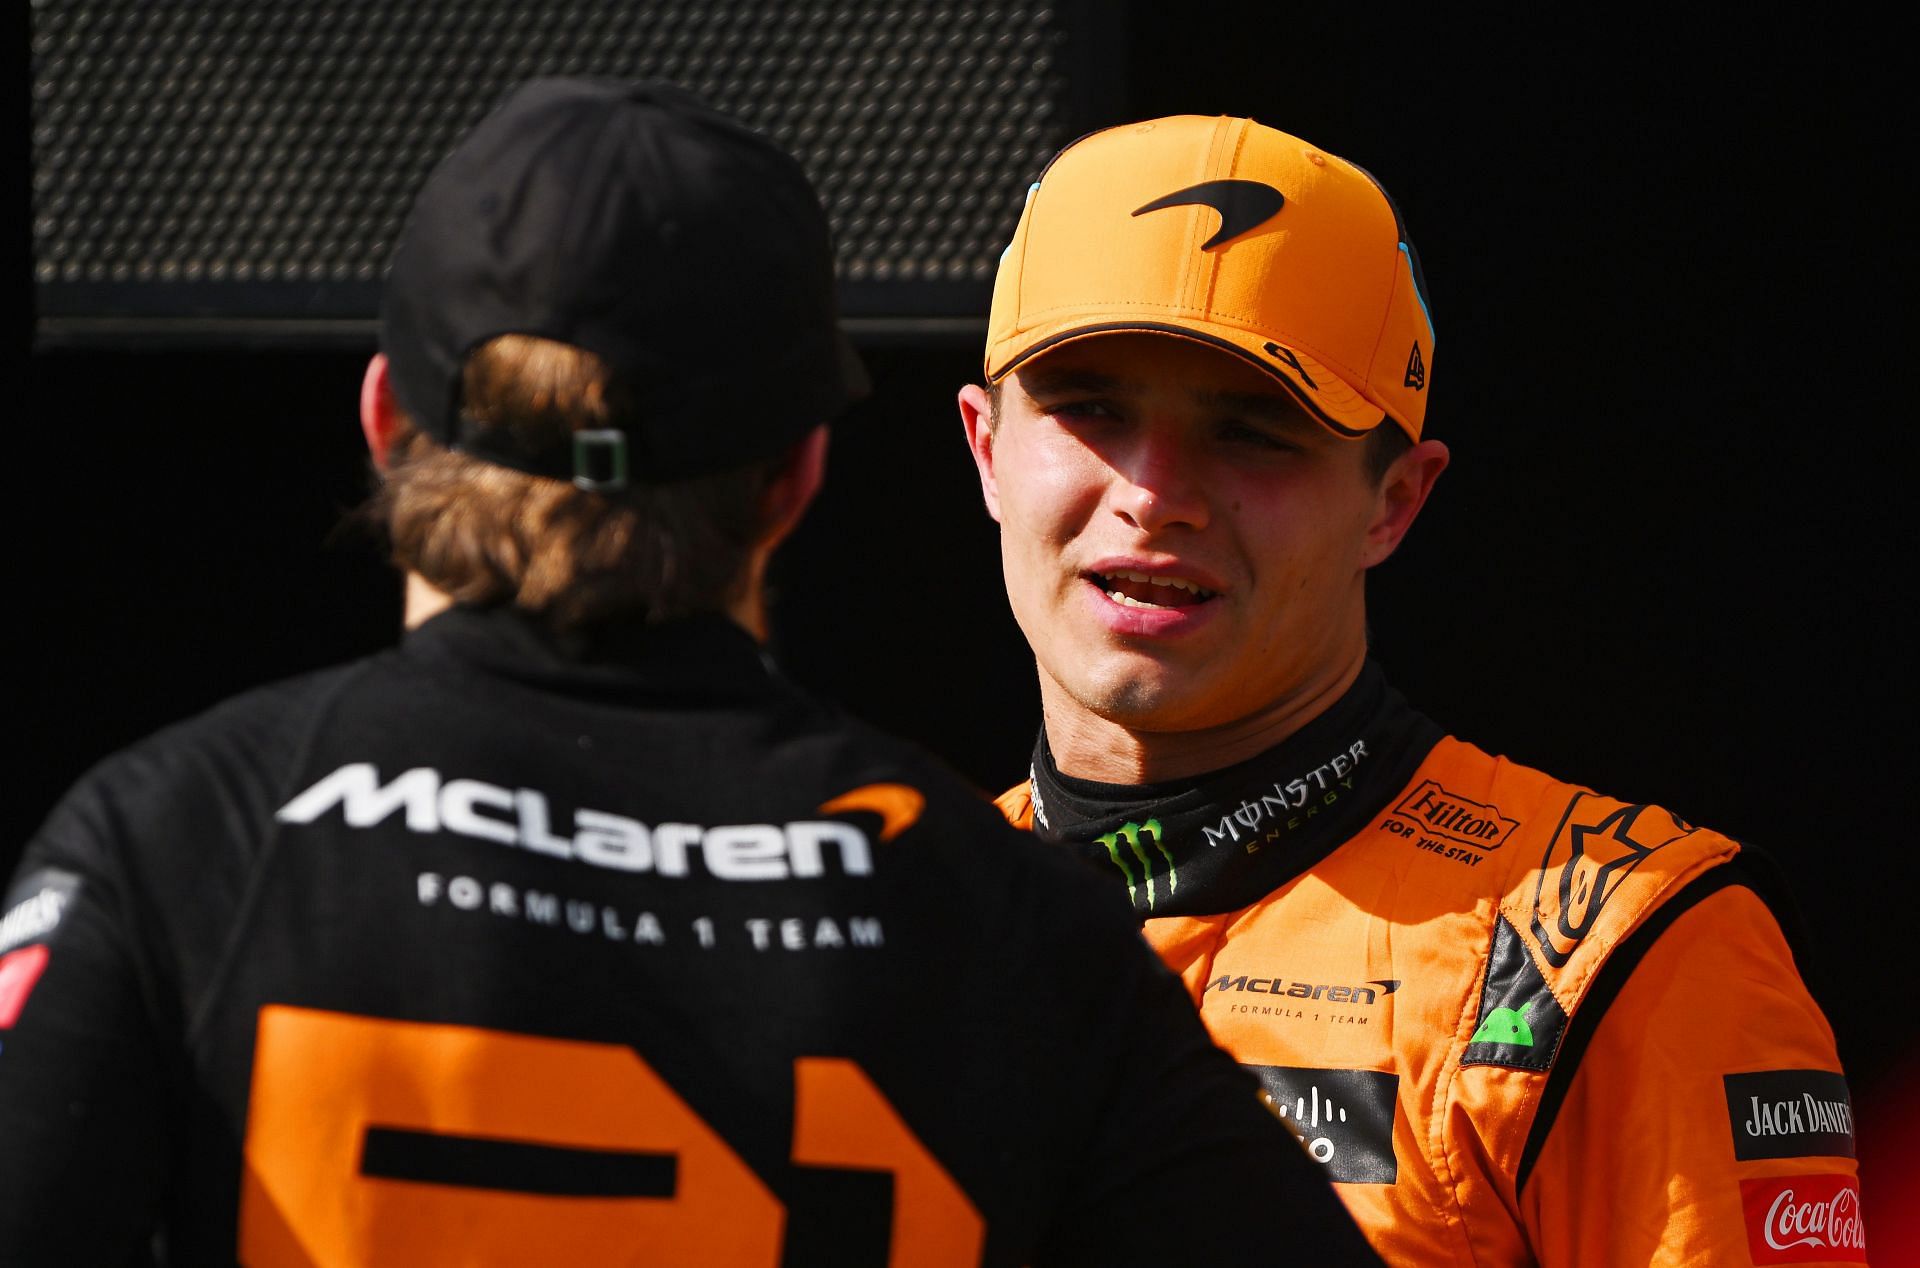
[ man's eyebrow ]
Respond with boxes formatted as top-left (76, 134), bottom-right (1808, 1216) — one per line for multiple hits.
top-left (1019, 368), bottom-right (1128, 396)
top-left (1194, 387), bottom-right (1312, 424)
top-left (1019, 368), bottom-right (1310, 424)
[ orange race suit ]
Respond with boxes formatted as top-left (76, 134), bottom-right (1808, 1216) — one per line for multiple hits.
top-left (998, 660), bottom-right (1867, 1266)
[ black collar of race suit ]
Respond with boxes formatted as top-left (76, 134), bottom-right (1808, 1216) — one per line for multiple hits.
top-left (400, 604), bottom-right (790, 706)
top-left (1025, 660), bottom-right (1444, 918)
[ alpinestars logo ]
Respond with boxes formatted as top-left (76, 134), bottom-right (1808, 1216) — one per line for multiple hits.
top-left (1531, 797), bottom-right (1688, 967)
top-left (1404, 341), bottom-right (1426, 389)
top-left (1094, 820), bottom-right (1174, 909)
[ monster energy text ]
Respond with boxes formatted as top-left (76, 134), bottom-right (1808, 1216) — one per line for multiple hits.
top-left (1094, 820), bottom-right (1175, 909)
top-left (1202, 740), bottom-right (1370, 849)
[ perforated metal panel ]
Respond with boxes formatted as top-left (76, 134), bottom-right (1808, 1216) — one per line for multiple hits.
top-left (30, 0), bottom-right (1119, 343)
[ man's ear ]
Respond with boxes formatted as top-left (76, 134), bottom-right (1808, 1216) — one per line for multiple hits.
top-left (759, 424), bottom-right (830, 551)
top-left (956, 382), bottom-right (1002, 523)
top-left (360, 353), bottom-right (402, 470)
top-left (1361, 437), bottom-right (1450, 569)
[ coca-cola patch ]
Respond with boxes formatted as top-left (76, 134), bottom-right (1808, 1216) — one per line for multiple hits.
top-left (1740, 1174), bottom-right (1868, 1263)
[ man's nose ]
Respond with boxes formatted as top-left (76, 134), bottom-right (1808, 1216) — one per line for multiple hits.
top-left (1111, 433), bottom-right (1209, 534)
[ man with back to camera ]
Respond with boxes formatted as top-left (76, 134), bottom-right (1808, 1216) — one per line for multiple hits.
top-left (0, 81), bottom-right (1382, 1265)
top-left (956, 114), bottom-right (1868, 1265)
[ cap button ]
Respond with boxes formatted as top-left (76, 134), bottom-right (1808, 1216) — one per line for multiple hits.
top-left (1305, 151), bottom-right (1326, 167)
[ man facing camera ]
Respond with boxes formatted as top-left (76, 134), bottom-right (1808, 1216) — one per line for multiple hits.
top-left (0, 82), bottom-right (1377, 1266)
top-left (959, 114), bottom-right (1864, 1265)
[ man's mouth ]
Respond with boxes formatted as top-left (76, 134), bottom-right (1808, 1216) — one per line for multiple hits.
top-left (1086, 570), bottom-right (1218, 609)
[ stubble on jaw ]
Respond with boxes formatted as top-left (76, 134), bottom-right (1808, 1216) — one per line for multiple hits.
top-left (1036, 640), bottom-right (1218, 738)
top-left (1061, 666), bottom-right (1171, 728)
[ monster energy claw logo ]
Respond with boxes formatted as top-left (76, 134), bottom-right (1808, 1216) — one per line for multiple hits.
top-left (1094, 819), bottom-right (1176, 909)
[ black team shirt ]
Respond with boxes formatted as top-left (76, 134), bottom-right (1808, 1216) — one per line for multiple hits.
top-left (0, 606), bottom-right (1377, 1267)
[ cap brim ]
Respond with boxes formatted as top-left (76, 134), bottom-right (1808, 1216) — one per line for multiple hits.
top-left (988, 319), bottom-right (1390, 439)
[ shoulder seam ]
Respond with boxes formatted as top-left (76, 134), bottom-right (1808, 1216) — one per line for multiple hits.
top-left (183, 658), bottom-right (379, 1049)
top-left (1514, 861), bottom-right (1752, 1193)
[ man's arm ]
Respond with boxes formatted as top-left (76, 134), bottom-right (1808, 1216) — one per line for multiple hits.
top-left (0, 794), bottom-right (176, 1265)
top-left (1520, 880), bottom-right (1864, 1265)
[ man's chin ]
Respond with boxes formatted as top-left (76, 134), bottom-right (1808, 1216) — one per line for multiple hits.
top-left (1056, 665), bottom-right (1227, 735)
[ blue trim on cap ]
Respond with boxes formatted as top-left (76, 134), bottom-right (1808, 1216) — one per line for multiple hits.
top-left (1400, 242), bottom-right (1436, 345)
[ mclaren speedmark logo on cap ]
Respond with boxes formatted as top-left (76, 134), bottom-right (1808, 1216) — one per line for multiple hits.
top-left (1132, 179), bottom-right (1285, 251)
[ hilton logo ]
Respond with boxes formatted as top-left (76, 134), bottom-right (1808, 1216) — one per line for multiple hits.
top-left (1392, 781), bottom-right (1516, 851)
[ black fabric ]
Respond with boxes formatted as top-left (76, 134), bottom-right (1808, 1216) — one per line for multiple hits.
top-left (381, 77), bottom-right (869, 485)
top-left (1460, 915), bottom-right (1570, 1073)
top-left (1026, 661), bottom-right (1444, 917)
top-left (0, 606), bottom-right (1378, 1267)
top-left (357, 1128), bottom-right (679, 1197)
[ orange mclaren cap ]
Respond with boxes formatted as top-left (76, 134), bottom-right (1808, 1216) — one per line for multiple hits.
top-left (985, 115), bottom-right (1436, 440)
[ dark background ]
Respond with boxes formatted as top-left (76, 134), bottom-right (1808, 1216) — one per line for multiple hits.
top-left (17, 8), bottom-right (1910, 1241)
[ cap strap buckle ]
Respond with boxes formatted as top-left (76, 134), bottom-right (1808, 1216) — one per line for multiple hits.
top-left (572, 429), bottom-right (630, 492)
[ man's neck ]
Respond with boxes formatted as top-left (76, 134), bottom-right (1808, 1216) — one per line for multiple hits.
top-left (1040, 650), bottom-right (1368, 785)
top-left (400, 570), bottom-right (768, 642)
top-left (403, 573), bottom-right (454, 629)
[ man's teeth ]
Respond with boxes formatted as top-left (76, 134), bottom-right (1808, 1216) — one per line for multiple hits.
top-left (1107, 589), bottom-right (1166, 608)
top-left (1098, 571), bottom-right (1213, 607)
top-left (1111, 571), bottom-right (1205, 595)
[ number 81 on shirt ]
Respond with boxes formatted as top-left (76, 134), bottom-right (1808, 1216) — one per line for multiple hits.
top-left (239, 1006), bottom-right (984, 1266)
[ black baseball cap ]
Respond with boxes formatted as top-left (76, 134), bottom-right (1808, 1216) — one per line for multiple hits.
top-left (380, 77), bottom-right (870, 487)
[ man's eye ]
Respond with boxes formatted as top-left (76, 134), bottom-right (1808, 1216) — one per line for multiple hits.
top-left (1049, 399), bottom-right (1117, 421)
top-left (1220, 422), bottom-right (1294, 451)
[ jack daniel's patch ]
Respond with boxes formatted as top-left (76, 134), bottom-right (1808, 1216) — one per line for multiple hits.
top-left (1725, 1070), bottom-right (1855, 1160)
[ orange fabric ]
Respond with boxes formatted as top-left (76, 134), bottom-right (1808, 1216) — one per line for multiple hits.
top-left (791, 1058), bottom-right (984, 1268)
top-left (1521, 887), bottom-right (1857, 1266)
top-left (241, 1006), bottom-right (783, 1266)
top-left (242, 1010), bottom-right (992, 1268)
top-left (1003, 735), bottom-right (1862, 1265)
